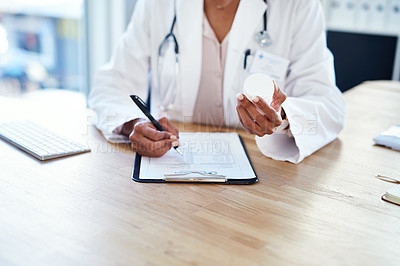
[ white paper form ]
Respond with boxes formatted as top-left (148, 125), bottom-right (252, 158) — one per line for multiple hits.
top-left (139, 133), bottom-right (256, 180)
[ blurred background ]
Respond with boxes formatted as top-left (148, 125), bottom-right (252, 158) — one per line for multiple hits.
top-left (0, 0), bottom-right (398, 99)
top-left (0, 0), bottom-right (85, 96)
top-left (0, 0), bottom-right (136, 98)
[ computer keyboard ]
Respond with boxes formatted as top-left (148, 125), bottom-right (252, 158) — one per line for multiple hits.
top-left (0, 121), bottom-right (91, 161)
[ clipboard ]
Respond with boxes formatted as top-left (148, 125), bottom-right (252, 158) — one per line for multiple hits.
top-left (132, 133), bottom-right (258, 184)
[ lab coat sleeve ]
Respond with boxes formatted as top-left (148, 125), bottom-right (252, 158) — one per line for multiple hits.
top-left (88, 0), bottom-right (151, 143)
top-left (255, 0), bottom-right (345, 163)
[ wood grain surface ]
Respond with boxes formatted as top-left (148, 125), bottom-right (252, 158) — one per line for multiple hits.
top-left (0, 82), bottom-right (400, 266)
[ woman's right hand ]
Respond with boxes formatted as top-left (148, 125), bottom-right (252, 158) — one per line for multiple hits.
top-left (128, 117), bottom-right (180, 157)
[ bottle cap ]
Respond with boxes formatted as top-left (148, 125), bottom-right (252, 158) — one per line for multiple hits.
top-left (243, 73), bottom-right (274, 105)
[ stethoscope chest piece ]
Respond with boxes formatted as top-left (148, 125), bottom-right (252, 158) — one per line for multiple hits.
top-left (255, 0), bottom-right (272, 48)
top-left (255, 31), bottom-right (272, 48)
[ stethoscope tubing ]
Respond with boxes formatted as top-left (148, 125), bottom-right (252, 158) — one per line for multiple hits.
top-left (159, 0), bottom-right (269, 57)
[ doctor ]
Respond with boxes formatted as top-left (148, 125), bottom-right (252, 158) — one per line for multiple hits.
top-left (89, 0), bottom-right (345, 163)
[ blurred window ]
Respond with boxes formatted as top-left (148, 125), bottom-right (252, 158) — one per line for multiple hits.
top-left (0, 0), bottom-right (84, 96)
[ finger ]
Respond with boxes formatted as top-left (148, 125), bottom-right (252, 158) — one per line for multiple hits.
top-left (130, 127), bottom-right (174, 151)
top-left (252, 96), bottom-right (282, 126)
top-left (138, 123), bottom-right (173, 141)
top-left (135, 143), bottom-right (170, 157)
top-left (237, 101), bottom-right (276, 136)
top-left (236, 93), bottom-right (259, 119)
top-left (131, 135), bottom-right (173, 157)
top-left (236, 105), bottom-right (255, 134)
top-left (146, 139), bottom-right (172, 157)
top-left (131, 136), bottom-right (171, 151)
top-left (236, 102), bottom-right (255, 134)
top-left (237, 104), bottom-right (264, 135)
top-left (237, 93), bottom-right (278, 130)
top-left (158, 117), bottom-right (180, 138)
top-left (271, 81), bottom-right (287, 112)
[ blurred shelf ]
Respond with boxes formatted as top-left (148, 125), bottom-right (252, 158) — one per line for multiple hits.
top-left (0, 0), bottom-right (83, 19)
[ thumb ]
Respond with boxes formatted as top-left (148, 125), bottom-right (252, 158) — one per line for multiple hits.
top-left (271, 81), bottom-right (287, 112)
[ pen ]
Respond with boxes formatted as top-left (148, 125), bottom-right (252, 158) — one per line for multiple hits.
top-left (130, 95), bottom-right (183, 156)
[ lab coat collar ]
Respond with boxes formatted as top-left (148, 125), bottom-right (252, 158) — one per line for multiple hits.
top-left (228, 0), bottom-right (268, 53)
top-left (224, 0), bottom-right (268, 123)
top-left (176, 0), bottom-right (203, 117)
top-left (175, 0), bottom-right (268, 119)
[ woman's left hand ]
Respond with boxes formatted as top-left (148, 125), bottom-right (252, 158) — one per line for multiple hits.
top-left (236, 82), bottom-right (287, 137)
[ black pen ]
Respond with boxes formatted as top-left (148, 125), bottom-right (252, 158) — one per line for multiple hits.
top-left (130, 95), bottom-right (183, 156)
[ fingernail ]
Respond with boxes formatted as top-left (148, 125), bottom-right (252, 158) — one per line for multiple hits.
top-left (170, 135), bottom-right (177, 140)
top-left (252, 96), bottom-right (259, 103)
top-left (236, 93), bottom-right (244, 101)
top-left (172, 141), bottom-right (179, 147)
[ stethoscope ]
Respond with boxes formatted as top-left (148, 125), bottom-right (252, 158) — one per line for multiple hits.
top-left (157, 0), bottom-right (271, 112)
top-left (159, 0), bottom-right (271, 57)
top-left (255, 0), bottom-right (272, 47)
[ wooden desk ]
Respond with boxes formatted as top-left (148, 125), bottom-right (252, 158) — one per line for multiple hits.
top-left (1, 82), bottom-right (400, 265)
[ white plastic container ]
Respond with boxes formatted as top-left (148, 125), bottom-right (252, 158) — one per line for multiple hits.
top-left (243, 73), bottom-right (275, 105)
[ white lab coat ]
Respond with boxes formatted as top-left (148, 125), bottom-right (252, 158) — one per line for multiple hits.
top-left (89, 0), bottom-right (345, 164)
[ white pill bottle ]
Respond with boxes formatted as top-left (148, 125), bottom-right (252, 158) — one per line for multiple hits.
top-left (242, 73), bottom-right (275, 105)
